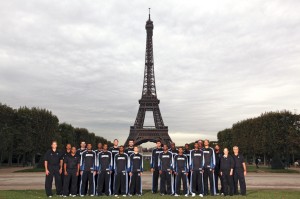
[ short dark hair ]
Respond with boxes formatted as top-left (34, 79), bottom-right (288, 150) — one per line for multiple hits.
top-left (114, 139), bottom-right (119, 142)
top-left (178, 146), bottom-right (183, 150)
top-left (156, 140), bottom-right (161, 143)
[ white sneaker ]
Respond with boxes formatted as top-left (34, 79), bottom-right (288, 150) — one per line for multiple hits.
top-left (80, 195), bottom-right (84, 197)
top-left (184, 194), bottom-right (188, 197)
top-left (90, 195), bottom-right (94, 197)
top-left (114, 195), bottom-right (118, 197)
top-left (199, 194), bottom-right (203, 197)
top-left (122, 195), bottom-right (127, 197)
top-left (174, 194), bottom-right (179, 197)
top-left (48, 196), bottom-right (52, 198)
top-left (128, 194), bottom-right (132, 197)
top-left (192, 193), bottom-right (196, 197)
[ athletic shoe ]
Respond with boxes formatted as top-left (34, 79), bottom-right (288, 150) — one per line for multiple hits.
top-left (184, 194), bottom-right (188, 197)
top-left (122, 195), bottom-right (127, 197)
top-left (191, 193), bottom-right (196, 197)
top-left (48, 196), bottom-right (52, 198)
top-left (114, 195), bottom-right (118, 197)
top-left (63, 196), bottom-right (67, 198)
top-left (128, 194), bottom-right (132, 197)
top-left (71, 195), bottom-right (76, 198)
top-left (90, 195), bottom-right (94, 197)
top-left (199, 194), bottom-right (203, 197)
top-left (174, 194), bottom-right (179, 197)
top-left (137, 194), bottom-right (142, 197)
top-left (80, 195), bottom-right (84, 197)
top-left (160, 193), bottom-right (165, 196)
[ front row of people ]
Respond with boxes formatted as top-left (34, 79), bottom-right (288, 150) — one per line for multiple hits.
top-left (44, 140), bottom-right (246, 197)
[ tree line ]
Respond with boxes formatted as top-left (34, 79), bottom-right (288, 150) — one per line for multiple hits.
top-left (0, 103), bottom-right (112, 167)
top-left (217, 110), bottom-right (300, 166)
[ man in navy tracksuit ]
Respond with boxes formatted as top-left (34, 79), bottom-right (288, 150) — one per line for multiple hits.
top-left (62, 146), bottom-right (80, 197)
top-left (220, 148), bottom-right (234, 196)
top-left (76, 141), bottom-right (87, 195)
top-left (183, 143), bottom-right (191, 183)
top-left (80, 143), bottom-right (97, 196)
top-left (129, 146), bottom-right (143, 196)
top-left (233, 146), bottom-right (247, 196)
top-left (94, 142), bottom-right (103, 194)
top-left (214, 144), bottom-right (223, 195)
top-left (158, 145), bottom-right (174, 196)
top-left (173, 147), bottom-right (189, 197)
top-left (109, 139), bottom-right (120, 194)
top-left (190, 142), bottom-right (204, 197)
top-left (97, 143), bottom-right (112, 196)
top-left (61, 143), bottom-right (71, 188)
top-left (44, 141), bottom-right (63, 197)
top-left (203, 139), bottom-right (216, 196)
top-left (150, 140), bottom-right (163, 194)
top-left (114, 146), bottom-right (130, 196)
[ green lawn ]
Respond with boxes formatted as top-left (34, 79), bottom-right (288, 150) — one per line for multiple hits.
top-left (14, 167), bottom-right (45, 172)
top-left (0, 190), bottom-right (300, 199)
top-left (246, 165), bottom-right (300, 173)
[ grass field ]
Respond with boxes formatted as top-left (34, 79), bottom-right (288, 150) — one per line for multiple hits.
top-left (0, 190), bottom-right (300, 199)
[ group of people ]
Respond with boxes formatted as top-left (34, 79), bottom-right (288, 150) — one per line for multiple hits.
top-left (44, 139), bottom-right (247, 198)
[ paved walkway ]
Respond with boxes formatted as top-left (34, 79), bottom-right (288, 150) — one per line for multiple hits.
top-left (0, 167), bottom-right (300, 190)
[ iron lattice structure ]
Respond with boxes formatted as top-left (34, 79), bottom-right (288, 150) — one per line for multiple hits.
top-left (125, 12), bottom-right (172, 146)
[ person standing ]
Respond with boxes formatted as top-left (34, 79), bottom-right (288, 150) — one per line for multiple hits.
top-left (183, 143), bottom-right (191, 183)
top-left (214, 144), bottom-right (223, 195)
top-left (129, 146), bottom-right (143, 196)
top-left (109, 139), bottom-right (120, 194)
top-left (76, 141), bottom-right (87, 195)
top-left (44, 140), bottom-right (63, 198)
top-left (150, 140), bottom-right (163, 194)
top-left (232, 146), bottom-right (247, 196)
top-left (158, 145), bottom-right (174, 196)
top-left (94, 142), bottom-right (103, 194)
top-left (62, 146), bottom-right (80, 197)
top-left (173, 147), bottom-right (189, 197)
top-left (220, 148), bottom-right (234, 196)
top-left (113, 146), bottom-right (130, 197)
top-left (97, 143), bottom-right (112, 196)
top-left (190, 142), bottom-right (204, 197)
top-left (80, 143), bottom-right (97, 197)
top-left (203, 139), bottom-right (216, 196)
top-left (61, 143), bottom-right (71, 187)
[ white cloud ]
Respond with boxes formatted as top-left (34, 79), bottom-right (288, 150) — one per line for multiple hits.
top-left (0, 0), bottom-right (300, 146)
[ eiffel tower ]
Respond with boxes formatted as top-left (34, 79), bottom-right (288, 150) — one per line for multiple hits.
top-left (125, 10), bottom-right (172, 146)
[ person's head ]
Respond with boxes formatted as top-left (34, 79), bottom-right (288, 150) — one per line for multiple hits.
top-left (233, 146), bottom-right (239, 154)
top-left (185, 143), bottom-right (189, 150)
top-left (119, 145), bottom-right (124, 153)
top-left (215, 144), bottom-right (220, 152)
top-left (204, 139), bottom-right (209, 147)
top-left (128, 139), bottom-right (134, 147)
top-left (97, 143), bottom-right (103, 149)
top-left (198, 140), bottom-right (203, 148)
top-left (80, 141), bottom-right (86, 149)
top-left (223, 148), bottom-right (229, 156)
top-left (51, 141), bottom-right (57, 149)
top-left (171, 142), bottom-right (176, 150)
top-left (87, 143), bottom-right (92, 150)
top-left (156, 140), bottom-right (161, 148)
top-left (66, 143), bottom-right (71, 151)
top-left (134, 146), bottom-right (139, 153)
top-left (178, 147), bottom-right (183, 155)
top-left (113, 139), bottom-right (119, 147)
top-left (103, 143), bottom-right (108, 151)
top-left (71, 146), bottom-right (76, 154)
top-left (163, 144), bottom-right (168, 152)
top-left (194, 142), bottom-right (199, 149)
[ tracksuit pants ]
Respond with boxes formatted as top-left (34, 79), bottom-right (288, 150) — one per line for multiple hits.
top-left (175, 172), bottom-right (188, 195)
top-left (97, 170), bottom-right (111, 196)
top-left (45, 168), bottom-right (62, 197)
top-left (62, 169), bottom-right (78, 196)
top-left (80, 171), bottom-right (95, 196)
top-left (221, 170), bottom-right (233, 196)
top-left (160, 170), bottom-right (173, 195)
top-left (152, 167), bottom-right (160, 193)
top-left (190, 170), bottom-right (203, 195)
top-left (233, 169), bottom-right (246, 195)
top-left (129, 172), bottom-right (142, 195)
top-left (203, 168), bottom-right (216, 196)
top-left (114, 171), bottom-right (128, 195)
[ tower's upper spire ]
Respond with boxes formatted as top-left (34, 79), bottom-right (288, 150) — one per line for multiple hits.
top-left (148, 8), bottom-right (151, 20)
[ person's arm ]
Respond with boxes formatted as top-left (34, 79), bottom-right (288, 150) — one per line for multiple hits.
top-left (59, 159), bottom-right (63, 174)
top-left (64, 162), bottom-right (68, 176)
top-left (230, 156), bottom-right (234, 176)
top-left (150, 150), bottom-right (154, 172)
top-left (243, 162), bottom-right (247, 176)
top-left (44, 161), bottom-right (50, 175)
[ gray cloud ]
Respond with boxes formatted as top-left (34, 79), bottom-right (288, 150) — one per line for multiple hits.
top-left (1, 0), bottom-right (300, 146)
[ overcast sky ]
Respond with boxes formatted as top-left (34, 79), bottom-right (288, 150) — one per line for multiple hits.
top-left (1, 0), bottom-right (300, 146)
